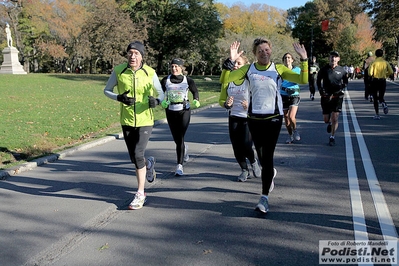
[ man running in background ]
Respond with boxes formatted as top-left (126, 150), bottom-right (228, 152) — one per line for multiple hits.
top-left (317, 51), bottom-right (348, 146)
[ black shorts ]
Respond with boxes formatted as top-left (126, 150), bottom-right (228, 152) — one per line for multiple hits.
top-left (281, 95), bottom-right (300, 110)
top-left (321, 96), bottom-right (343, 114)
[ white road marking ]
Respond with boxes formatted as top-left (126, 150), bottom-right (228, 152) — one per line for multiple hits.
top-left (342, 95), bottom-right (369, 242)
top-left (344, 91), bottom-right (398, 241)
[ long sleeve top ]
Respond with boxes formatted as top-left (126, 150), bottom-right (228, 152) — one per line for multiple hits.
top-left (220, 60), bottom-right (308, 118)
top-left (368, 57), bottom-right (394, 79)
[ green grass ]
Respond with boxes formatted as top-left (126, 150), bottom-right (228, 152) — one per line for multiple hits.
top-left (0, 73), bottom-right (221, 168)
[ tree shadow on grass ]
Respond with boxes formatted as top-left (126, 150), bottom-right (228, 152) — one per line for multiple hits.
top-left (0, 147), bottom-right (29, 165)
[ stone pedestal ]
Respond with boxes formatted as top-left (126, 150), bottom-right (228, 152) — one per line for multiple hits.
top-left (0, 47), bottom-right (27, 74)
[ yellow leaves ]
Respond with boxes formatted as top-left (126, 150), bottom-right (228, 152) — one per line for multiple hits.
top-left (98, 243), bottom-right (109, 251)
top-left (354, 13), bottom-right (382, 53)
top-left (220, 4), bottom-right (287, 37)
top-left (196, 240), bottom-right (212, 255)
top-left (203, 249), bottom-right (212, 255)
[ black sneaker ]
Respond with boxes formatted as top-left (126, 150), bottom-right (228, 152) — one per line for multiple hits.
top-left (329, 137), bottom-right (335, 146)
top-left (310, 94), bottom-right (314, 101)
top-left (327, 123), bottom-right (332, 133)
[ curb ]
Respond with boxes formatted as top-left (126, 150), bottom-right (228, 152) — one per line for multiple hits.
top-left (0, 104), bottom-right (219, 180)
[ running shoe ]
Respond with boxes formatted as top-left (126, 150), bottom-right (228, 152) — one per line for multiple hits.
top-left (251, 159), bottom-right (261, 178)
top-left (269, 168), bottom-right (277, 193)
top-left (128, 192), bottom-right (147, 210)
top-left (238, 169), bottom-right (249, 182)
top-left (175, 164), bottom-right (184, 176)
top-left (329, 137), bottom-right (335, 146)
top-left (183, 144), bottom-right (189, 162)
top-left (382, 102), bottom-right (388, 114)
top-left (310, 94), bottom-right (314, 101)
top-left (293, 130), bottom-right (301, 141)
top-left (369, 95), bottom-right (373, 102)
top-left (146, 156), bottom-right (156, 183)
top-left (373, 115), bottom-right (381, 120)
top-left (286, 135), bottom-right (294, 144)
top-left (255, 196), bottom-right (269, 213)
top-left (327, 123), bottom-right (332, 133)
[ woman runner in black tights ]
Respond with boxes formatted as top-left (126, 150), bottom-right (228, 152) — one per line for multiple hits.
top-left (161, 58), bottom-right (200, 176)
top-left (219, 53), bottom-right (262, 182)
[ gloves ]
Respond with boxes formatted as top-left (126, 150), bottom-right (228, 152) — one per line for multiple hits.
top-left (148, 96), bottom-right (160, 108)
top-left (222, 58), bottom-right (235, 70)
top-left (117, 91), bottom-right (135, 106)
top-left (161, 100), bottom-right (170, 108)
top-left (224, 102), bottom-right (232, 109)
top-left (192, 99), bottom-right (200, 108)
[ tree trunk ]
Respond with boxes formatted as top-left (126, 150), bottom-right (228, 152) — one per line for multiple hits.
top-left (157, 53), bottom-right (164, 74)
top-left (190, 63), bottom-right (194, 76)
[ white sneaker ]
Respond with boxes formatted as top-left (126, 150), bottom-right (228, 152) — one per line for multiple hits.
top-left (128, 192), bottom-right (146, 210)
top-left (382, 102), bottom-right (388, 114)
top-left (293, 130), bottom-right (301, 141)
top-left (237, 169), bottom-right (249, 182)
top-left (146, 156), bottom-right (156, 183)
top-left (183, 144), bottom-right (189, 162)
top-left (251, 159), bottom-right (261, 178)
top-left (269, 168), bottom-right (277, 193)
top-left (286, 135), bottom-right (294, 144)
top-left (255, 196), bottom-right (269, 213)
top-left (175, 164), bottom-right (184, 176)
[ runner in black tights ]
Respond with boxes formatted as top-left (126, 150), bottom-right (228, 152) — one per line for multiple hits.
top-left (219, 53), bottom-right (261, 182)
top-left (220, 40), bottom-right (308, 214)
top-left (160, 58), bottom-right (200, 176)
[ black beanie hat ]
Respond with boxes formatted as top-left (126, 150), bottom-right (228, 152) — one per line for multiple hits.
top-left (330, 51), bottom-right (339, 57)
top-left (126, 41), bottom-right (145, 57)
top-left (171, 58), bottom-right (184, 66)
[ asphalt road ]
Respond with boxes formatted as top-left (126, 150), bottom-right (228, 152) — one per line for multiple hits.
top-left (1, 79), bottom-right (398, 266)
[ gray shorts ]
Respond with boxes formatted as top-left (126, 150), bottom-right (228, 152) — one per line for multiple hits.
top-left (281, 95), bottom-right (300, 110)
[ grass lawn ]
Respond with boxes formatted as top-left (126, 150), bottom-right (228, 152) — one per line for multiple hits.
top-left (0, 73), bottom-right (221, 169)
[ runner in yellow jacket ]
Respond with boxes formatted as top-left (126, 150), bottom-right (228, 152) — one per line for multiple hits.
top-left (104, 41), bottom-right (164, 210)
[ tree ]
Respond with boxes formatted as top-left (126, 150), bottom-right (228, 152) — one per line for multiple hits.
top-left (289, 0), bottom-right (378, 66)
top-left (120, 0), bottom-right (223, 74)
top-left (365, 0), bottom-right (399, 64)
top-left (22, 0), bottom-right (87, 72)
top-left (288, 1), bottom-right (332, 60)
top-left (353, 13), bottom-right (381, 59)
top-left (78, 0), bottom-right (143, 73)
top-left (217, 3), bottom-right (296, 66)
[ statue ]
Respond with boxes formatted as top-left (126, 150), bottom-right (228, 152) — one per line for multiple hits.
top-left (0, 22), bottom-right (26, 74)
top-left (5, 23), bottom-right (13, 47)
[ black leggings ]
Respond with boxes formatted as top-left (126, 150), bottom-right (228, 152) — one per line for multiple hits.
top-left (364, 70), bottom-right (371, 99)
top-left (370, 78), bottom-right (387, 114)
top-left (309, 75), bottom-right (316, 95)
top-left (228, 116), bottom-right (255, 170)
top-left (166, 109), bottom-right (191, 164)
top-left (122, 125), bottom-right (152, 169)
top-left (248, 116), bottom-right (283, 195)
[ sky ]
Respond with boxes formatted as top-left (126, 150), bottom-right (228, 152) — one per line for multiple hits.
top-left (215, 0), bottom-right (310, 10)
